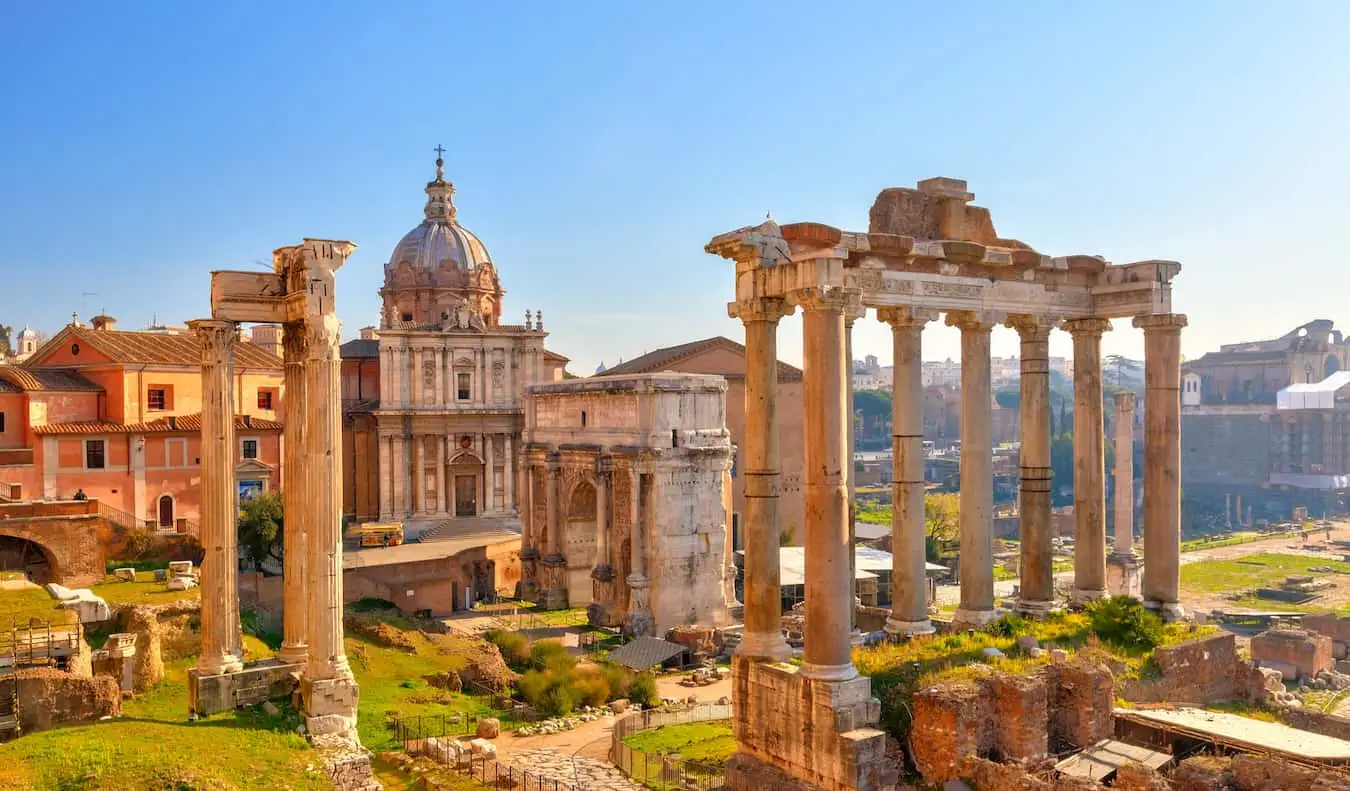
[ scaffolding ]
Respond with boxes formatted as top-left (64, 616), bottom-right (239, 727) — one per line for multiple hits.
top-left (0, 618), bottom-right (84, 740)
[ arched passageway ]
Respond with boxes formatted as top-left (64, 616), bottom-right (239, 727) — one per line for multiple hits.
top-left (0, 535), bottom-right (55, 584)
top-left (564, 482), bottom-right (597, 604)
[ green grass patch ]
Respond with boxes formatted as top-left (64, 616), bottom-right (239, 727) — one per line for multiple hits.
top-left (90, 572), bottom-right (200, 607)
top-left (623, 720), bottom-right (736, 767)
top-left (0, 586), bottom-right (74, 629)
top-left (1180, 552), bottom-right (1350, 595)
top-left (1180, 530), bottom-right (1298, 553)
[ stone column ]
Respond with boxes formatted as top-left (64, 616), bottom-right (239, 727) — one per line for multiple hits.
top-left (435, 435), bottom-right (447, 514)
top-left (412, 435), bottom-right (425, 514)
top-left (589, 458), bottom-right (616, 625)
top-left (391, 435), bottom-right (406, 517)
top-left (594, 459), bottom-right (611, 569)
top-left (378, 435), bottom-right (393, 521)
top-left (411, 348), bottom-right (422, 405)
top-left (278, 322), bottom-right (308, 665)
top-left (302, 307), bottom-right (359, 740)
top-left (728, 298), bottom-right (792, 660)
top-left (190, 319), bottom-right (244, 676)
top-left (1010, 316), bottom-right (1056, 615)
top-left (844, 300), bottom-right (863, 644)
top-left (626, 460), bottom-right (654, 636)
top-left (948, 311), bottom-right (998, 627)
top-left (1134, 313), bottom-right (1187, 619)
top-left (1107, 391), bottom-right (1142, 598)
top-left (1066, 318), bottom-right (1111, 602)
top-left (504, 435), bottom-right (515, 512)
top-left (485, 434), bottom-right (496, 513)
top-left (433, 348), bottom-right (444, 408)
top-left (797, 286), bottom-right (855, 681)
top-left (880, 307), bottom-right (936, 636)
top-left (542, 458), bottom-right (567, 608)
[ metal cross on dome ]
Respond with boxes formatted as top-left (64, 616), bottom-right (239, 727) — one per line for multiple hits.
top-left (434, 144), bottom-right (446, 159)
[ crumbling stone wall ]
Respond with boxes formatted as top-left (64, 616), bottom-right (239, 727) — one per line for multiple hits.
top-left (1046, 661), bottom-right (1114, 752)
top-left (1120, 633), bottom-right (1245, 704)
top-left (117, 601), bottom-right (200, 690)
top-left (15, 668), bottom-right (121, 733)
top-left (911, 660), bottom-right (1112, 783)
top-left (1251, 628), bottom-right (1333, 680)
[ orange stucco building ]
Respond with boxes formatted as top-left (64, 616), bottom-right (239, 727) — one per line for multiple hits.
top-left (0, 316), bottom-right (284, 531)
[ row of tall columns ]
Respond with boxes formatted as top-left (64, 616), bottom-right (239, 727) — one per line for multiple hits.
top-left (191, 319), bottom-right (245, 676)
top-left (880, 308), bottom-right (936, 635)
top-left (1012, 316), bottom-right (1056, 615)
top-left (1137, 314), bottom-right (1187, 618)
top-left (1067, 319), bottom-right (1110, 602)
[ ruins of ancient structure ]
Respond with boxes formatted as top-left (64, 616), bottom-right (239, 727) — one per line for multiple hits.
top-left (189, 239), bottom-right (373, 783)
top-left (518, 373), bottom-right (734, 635)
top-left (707, 177), bottom-right (1186, 791)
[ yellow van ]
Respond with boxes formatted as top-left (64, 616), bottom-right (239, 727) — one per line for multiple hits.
top-left (354, 522), bottom-right (404, 548)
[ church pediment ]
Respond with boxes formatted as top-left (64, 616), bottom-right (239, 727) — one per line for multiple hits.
top-left (235, 459), bottom-right (274, 477)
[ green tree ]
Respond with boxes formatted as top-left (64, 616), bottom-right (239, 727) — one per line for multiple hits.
top-left (924, 492), bottom-right (960, 542)
top-left (994, 388), bottom-right (1020, 410)
top-left (854, 389), bottom-right (891, 421)
top-left (238, 490), bottom-right (284, 570)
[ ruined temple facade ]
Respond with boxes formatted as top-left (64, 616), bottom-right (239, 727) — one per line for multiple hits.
top-left (518, 373), bottom-right (734, 635)
top-left (340, 155), bottom-right (568, 531)
top-left (709, 177), bottom-right (1186, 791)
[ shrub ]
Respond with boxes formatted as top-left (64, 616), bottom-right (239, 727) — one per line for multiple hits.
top-left (628, 672), bottom-right (659, 707)
top-left (987, 612), bottom-right (1027, 638)
top-left (348, 597), bottom-right (399, 613)
top-left (543, 684), bottom-right (576, 717)
top-left (529, 640), bottom-right (576, 673)
top-left (571, 666), bottom-right (611, 708)
top-left (601, 663), bottom-right (633, 698)
top-left (486, 630), bottom-right (532, 669)
top-left (1087, 596), bottom-right (1164, 652)
top-left (517, 669), bottom-right (552, 709)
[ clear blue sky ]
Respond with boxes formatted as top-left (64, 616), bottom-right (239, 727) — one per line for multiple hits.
top-left (2, 2), bottom-right (1348, 374)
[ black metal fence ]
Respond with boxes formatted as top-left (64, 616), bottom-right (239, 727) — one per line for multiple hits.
top-left (610, 740), bottom-right (726, 791)
top-left (393, 712), bottom-right (580, 790)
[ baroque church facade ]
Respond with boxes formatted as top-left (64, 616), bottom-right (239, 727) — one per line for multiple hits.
top-left (341, 154), bottom-right (567, 531)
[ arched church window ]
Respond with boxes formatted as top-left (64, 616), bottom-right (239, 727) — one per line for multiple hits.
top-left (457, 373), bottom-right (471, 401)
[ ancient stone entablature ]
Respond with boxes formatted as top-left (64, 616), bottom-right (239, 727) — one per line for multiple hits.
top-left (708, 177), bottom-right (1188, 791)
top-left (518, 373), bottom-right (734, 636)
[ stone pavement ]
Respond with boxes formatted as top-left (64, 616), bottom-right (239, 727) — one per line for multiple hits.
top-left (505, 749), bottom-right (646, 791)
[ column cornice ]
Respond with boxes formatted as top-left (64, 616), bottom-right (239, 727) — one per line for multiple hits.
top-left (876, 306), bottom-right (939, 329)
top-left (1133, 313), bottom-right (1188, 333)
top-left (1063, 317), bottom-right (1113, 336)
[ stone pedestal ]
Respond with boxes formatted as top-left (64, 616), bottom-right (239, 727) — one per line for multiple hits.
top-left (1106, 552), bottom-right (1142, 599)
top-left (726, 658), bottom-right (896, 791)
top-left (625, 573), bottom-right (654, 638)
top-left (587, 564), bottom-right (624, 627)
top-left (540, 555), bottom-right (568, 610)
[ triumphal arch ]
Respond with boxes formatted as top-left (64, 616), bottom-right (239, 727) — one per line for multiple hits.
top-left (707, 177), bottom-right (1185, 791)
top-left (188, 239), bottom-right (370, 773)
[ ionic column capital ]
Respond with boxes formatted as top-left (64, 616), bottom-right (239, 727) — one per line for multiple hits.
top-left (728, 297), bottom-right (793, 324)
top-left (1006, 314), bottom-right (1059, 341)
top-left (788, 285), bottom-right (856, 314)
top-left (1063, 317), bottom-right (1113, 337)
top-left (1133, 313), bottom-right (1188, 334)
top-left (877, 306), bottom-right (939, 329)
top-left (945, 310), bottom-right (1002, 333)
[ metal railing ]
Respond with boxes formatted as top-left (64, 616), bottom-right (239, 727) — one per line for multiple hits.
top-left (393, 713), bottom-right (581, 790)
top-left (610, 703), bottom-right (732, 790)
top-left (611, 702), bottom-right (732, 741)
top-left (94, 500), bottom-right (156, 532)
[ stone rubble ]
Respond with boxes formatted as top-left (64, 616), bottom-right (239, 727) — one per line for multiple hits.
top-left (513, 705), bottom-right (610, 737)
top-left (505, 748), bottom-right (647, 791)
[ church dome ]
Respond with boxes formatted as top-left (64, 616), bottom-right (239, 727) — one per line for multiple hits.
top-left (387, 152), bottom-right (492, 272)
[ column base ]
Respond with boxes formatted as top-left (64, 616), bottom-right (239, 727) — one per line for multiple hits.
top-left (277, 644), bottom-right (309, 666)
top-left (1106, 552), bottom-right (1142, 599)
top-left (586, 601), bottom-right (625, 628)
top-left (1014, 599), bottom-right (1060, 618)
top-left (196, 652), bottom-right (244, 677)
top-left (1071, 587), bottom-right (1108, 604)
top-left (301, 674), bottom-right (361, 747)
top-left (952, 607), bottom-right (1000, 629)
top-left (884, 616), bottom-right (935, 637)
top-left (1144, 599), bottom-right (1186, 622)
top-left (736, 630), bottom-right (794, 662)
top-left (798, 661), bottom-right (859, 682)
top-left (849, 628), bottom-right (864, 646)
top-left (519, 578), bottom-right (540, 602)
top-left (539, 587), bottom-right (569, 610)
top-left (624, 610), bottom-right (654, 638)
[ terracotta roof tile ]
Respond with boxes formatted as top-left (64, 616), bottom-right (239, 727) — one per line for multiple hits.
top-left (30, 413), bottom-right (282, 435)
top-left (340, 339), bottom-right (380, 359)
top-left (600, 336), bottom-right (803, 381)
top-left (61, 327), bottom-right (282, 370)
top-left (0, 366), bottom-right (103, 392)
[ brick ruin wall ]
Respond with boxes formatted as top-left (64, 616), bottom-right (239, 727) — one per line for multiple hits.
top-left (14, 667), bottom-right (121, 733)
top-left (910, 659), bottom-right (1115, 783)
top-left (117, 601), bottom-right (201, 690)
top-left (1120, 632), bottom-right (1271, 705)
top-left (1250, 628), bottom-right (1334, 680)
top-left (1173, 754), bottom-right (1350, 791)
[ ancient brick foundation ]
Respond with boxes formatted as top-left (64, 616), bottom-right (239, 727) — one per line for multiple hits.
top-left (15, 668), bottom-right (121, 733)
top-left (726, 657), bottom-right (896, 791)
top-left (1250, 627), bottom-right (1333, 681)
top-left (322, 746), bottom-right (382, 791)
top-left (1119, 632), bottom-right (1273, 705)
top-left (1173, 754), bottom-right (1350, 791)
top-left (910, 660), bottom-right (1114, 783)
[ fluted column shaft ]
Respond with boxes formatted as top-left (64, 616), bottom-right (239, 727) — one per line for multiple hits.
top-left (435, 436), bottom-right (447, 514)
top-left (413, 436), bottom-right (425, 514)
top-left (1113, 392), bottom-right (1137, 554)
top-left (730, 298), bottom-right (792, 660)
top-left (595, 462), bottom-right (611, 568)
top-left (378, 436), bottom-right (393, 521)
top-left (305, 312), bottom-right (352, 683)
top-left (949, 311), bottom-right (998, 627)
top-left (1011, 316), bottom-right (1056, 614)
top-left (546, 462), bottom-right (562, 556)
top-left (191, 319), bottom-right (244, 675)
top-left (881, 308), bottom-right (935, 635)
top-left (798, 286), bottom-right (855, 680)
top-left (1067, 318), bottom-right (1110, 601)
top-left (845, 302), bottom-right (864, 641)
top-left (485, 435), bottom-right (496, 513)
top-left (278, 322), bottom-right (309, 665)
top-left (1135, 313), bottom-right (1187, 619)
